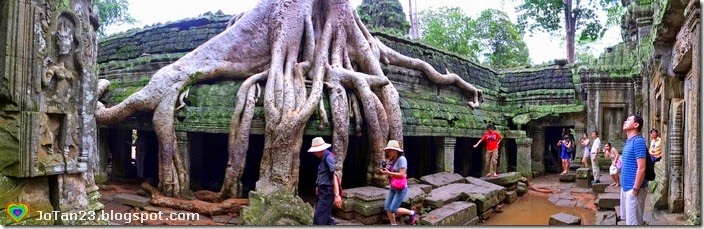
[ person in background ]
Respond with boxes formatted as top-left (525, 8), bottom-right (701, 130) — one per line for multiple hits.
top-left (649, 129), bottom-right (662, 162)
top-left (620, 115), bottom-right (649, 225)
top-left (557, 135), bottom-right (573, 175)
top-left (604, 142), bottom-right (621, 187)
top-left (580, 132), bottom-right (591, 168)
top-left (308, 137), bottom-right (342, 225)
top-left (564, 128), bottom-right (576, 160)
top-left (381, 140), bottom-right (419, 225)
top-left (474, 124), bottom-right (503, 177)
top-left (590, 131), bottom-right (602, 184)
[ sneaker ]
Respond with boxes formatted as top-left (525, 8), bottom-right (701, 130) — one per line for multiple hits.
top-left (407, 212), bottom-right (418, 225)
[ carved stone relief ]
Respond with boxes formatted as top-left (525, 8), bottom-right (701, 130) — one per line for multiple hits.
top-left (43, 12), bottom-right (82, 113)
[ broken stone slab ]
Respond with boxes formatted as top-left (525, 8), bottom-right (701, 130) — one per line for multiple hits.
top-left (559, 174), bottom-right (576, 182)
top-left (407, 177), bottom-right (420, 185)
top-left (465, 177), bottom-right (507, 203)
top-left (403, 184), bottom-right (428, 205)
top-left (555, 199), bottom-right (577, 207)
top-left (340, 198), bottom-right (386, 216)
top-left (575, 168), bottom-right (592, 179)
top-left (341, 186), bottom-right (388, 201)
top-left (597, 193), bottom-right (620, 210)
top-left (424, 183), bottom-right (502, 214)
top-left (409, 183), bottom-right (433, 194)
top-left (482, 172), bottom-right (521, 187)
top-left (592, 183), bottom-right (610, 193)
top-left (549, 213), bottom-right (581, 225)
top-left (420, 172), bottom-right (465, 188)
top-left (464, 216), bottom-right (480, 225)
top-left (113, 193), bottom-right (151, 208)
top-left (480, 207), bottom-right (494, 220)
top-left (504, 190), bottom-right (518, 204)
top-left (576, 178), bottom-right (591, 188)
top-left (419, 201), bottom-right (477, 226)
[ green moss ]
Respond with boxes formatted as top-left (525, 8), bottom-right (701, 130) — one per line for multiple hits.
top-left (0, 111), bottom-right (20, 176)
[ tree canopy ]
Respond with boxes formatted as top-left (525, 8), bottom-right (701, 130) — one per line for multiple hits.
top-left (356, 0), bottom-right (410, 36)
top-left (514, 0), bottom-right (621, 63)
top-left (92, 0), bottom-right (136, 36)
top-left (418, 7), bottom-right (530, 68)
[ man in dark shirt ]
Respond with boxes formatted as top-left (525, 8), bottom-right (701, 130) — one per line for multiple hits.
top-left (308, 137), bottom-right (342, 225)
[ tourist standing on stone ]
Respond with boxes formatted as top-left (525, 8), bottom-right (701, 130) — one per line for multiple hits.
top-left (308, 137), bottom-right (342, 225)
top-left (557, 135), bottom-right (573, 175)
top-left (649, 129), bottom-right (662, 162)
top-left (563, 128), bottom-right (576, 160)
top-left (604, 142), bottom-right (621, 187)
top-left (590, 131), bottom-right (602, 184)
top-left (619, 115), bottom-right (649, 225)
top-left (474, 124), bottom-right (503, 177)
top-left (579, 132), bottom-right (591, 168)
top-left (381, 140), bottom-right (419, 225)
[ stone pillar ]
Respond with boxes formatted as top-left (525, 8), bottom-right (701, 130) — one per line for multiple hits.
top-left (683, 0), bottom-right (701, 222)
top-left (498, 142), bottom-right (508, 173)
top-left (529, 128), bottom-right (545, 174)
top-left (435, 137), bottom-right (456, 173)
top-left (516, 138), bottom-right (533, 179)
top-left (668, 99), bottom-right (684, 213)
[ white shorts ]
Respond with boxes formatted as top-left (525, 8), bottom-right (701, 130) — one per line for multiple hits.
top-left (609, 165), bottom-right (619, 175)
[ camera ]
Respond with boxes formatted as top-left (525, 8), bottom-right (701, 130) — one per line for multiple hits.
top-left (381, 160), bottom-right (387, 168)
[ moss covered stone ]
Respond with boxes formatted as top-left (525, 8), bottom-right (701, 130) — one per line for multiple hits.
top-left (241, 190), bottom-right (314, 225)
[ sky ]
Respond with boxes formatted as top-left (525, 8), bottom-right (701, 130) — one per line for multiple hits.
top-left (104, 0), bottom-right (622, 64)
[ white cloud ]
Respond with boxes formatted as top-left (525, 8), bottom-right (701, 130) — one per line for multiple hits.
top-left (104, 0), bottom-right (621, 64)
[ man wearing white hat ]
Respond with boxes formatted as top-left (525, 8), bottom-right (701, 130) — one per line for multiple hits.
top-left (308, 137), bottom-right (342, 225)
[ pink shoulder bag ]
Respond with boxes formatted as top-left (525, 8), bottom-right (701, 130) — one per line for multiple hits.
top-left (389, 159), bottom-right (407, 190)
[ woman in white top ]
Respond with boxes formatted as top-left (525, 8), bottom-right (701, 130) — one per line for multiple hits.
top-left (579, 132), bottom-right (591, 168)
top-left (603, 142), bottom-right (620, 187)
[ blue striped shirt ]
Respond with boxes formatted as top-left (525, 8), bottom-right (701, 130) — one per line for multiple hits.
top-left (620, 135), bottom-right (649, 191)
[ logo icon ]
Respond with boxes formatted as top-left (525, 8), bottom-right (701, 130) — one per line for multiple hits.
top-left (5, 202), bottom-right (30, 223)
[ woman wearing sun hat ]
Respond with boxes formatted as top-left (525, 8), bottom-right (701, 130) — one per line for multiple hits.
top-left (380, 140), bottom-right (419, 225)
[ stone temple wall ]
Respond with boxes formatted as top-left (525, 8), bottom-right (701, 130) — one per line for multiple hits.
top-left (0, 0), bottom-right (103, 225)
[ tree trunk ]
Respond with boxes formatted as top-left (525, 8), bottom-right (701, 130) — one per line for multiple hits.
top-left (564, 0), bottom-right (575, 63)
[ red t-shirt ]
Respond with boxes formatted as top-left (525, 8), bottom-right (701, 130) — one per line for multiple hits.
top-left (481, 130), bottom-right (502, 150)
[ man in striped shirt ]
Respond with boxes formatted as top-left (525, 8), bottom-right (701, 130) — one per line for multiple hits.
top-left (619, 115), bottom-right (648, 225)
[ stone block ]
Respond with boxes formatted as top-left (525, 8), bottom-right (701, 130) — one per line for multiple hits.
top-left (420, 201), bottom-right (477, 226)
top-left (465, 177), bottom-right (507, 203)
top-left (403, 184), bottom-right (428, 205)
top-left (355, 213), bottom-right (381, 225)
top-left (592, 183), bottom-right (609, 193)
top-left (419, 172), bottom-right (465, 188)
top-left (516, 183), bottom-right (527, 195)
top-left (503, 190), bottom-right (518, 204)
top-left (549, 213), bottom-right (582, 225)
top-left (559, 174), bottom-right (576, 182)
top-left (597, 193), bottom-right (621, 210)
top-left (482, 172), bottom-right (521, 187)
top-left (341, 186), bottom-right (388, 201)
top-left (0, 176), bottom-right (55, 225)
top-left (409, 183), bottom-right (433, 194)
top-left (424, 183), bottom-right (503, 213)
top-left (340, 198), bottom-right (385, 216)
top-left (464, 216), bottom-right (480, 225)
top-left (113, 193), bottom-right (151, 208)
top-left (575, 168), bottom-right (592, 179)
top-left (480, 207), bottom-right (494, 220)
top-left (576, 178), bottom-right (591, 188)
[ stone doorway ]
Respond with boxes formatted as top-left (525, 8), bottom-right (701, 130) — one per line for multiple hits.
top-left (188, 133), bottom-right (228, 192)
top-left (403, 136), bottom-right (437, 179)
top-left (543, 126), bottom-right (574, 173)
top-left (506, 139), bottom-right (517, 172)
top-left (454, 137), bottom-right (483, 178)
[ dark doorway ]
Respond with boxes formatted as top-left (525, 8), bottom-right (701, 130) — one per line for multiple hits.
top-left (342, 134), bottom-right (370, 189)
top-left (506, 139), bottom-right (517, 172)
top-left (454, 137), bottom-right (483, 177)
top-left (135, 131), bottom-right (159, 186)
top-left (240, 135), bottom-right (265, 197)
top-left (544, 126), bottom-right (574, 173)
top-left (403, 136), bottom-right (437, 179)
top-left (189, 133), bottom-right (228, 192)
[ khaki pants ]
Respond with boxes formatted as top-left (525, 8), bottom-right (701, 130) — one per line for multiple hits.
top-left (591, 152), bottom-right (600, 181)
top-left (485, 149), bottom-right (499, 174)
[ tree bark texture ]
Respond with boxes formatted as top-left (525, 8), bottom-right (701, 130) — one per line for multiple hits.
top-left (96, 0), bottom-right (483, 199)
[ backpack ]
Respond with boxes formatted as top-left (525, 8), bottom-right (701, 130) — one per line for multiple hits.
top-left (325, 152), bottom-right (344, 197)
top-left (640, 136), bottom-right (656, 181)
top-left (645, 149), bottom-right (656, 181)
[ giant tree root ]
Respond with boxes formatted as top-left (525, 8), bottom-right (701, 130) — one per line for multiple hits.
top-left (141, 182), bottom-right (248, 216)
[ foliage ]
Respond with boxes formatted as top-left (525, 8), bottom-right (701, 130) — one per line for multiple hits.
top-left (418, 7), bottom-right (530, 68)
top-left (418, 7), bottom-right (478, 62)
top-left (92, 0), bottom-right (136, 37)
top-left (575, 39), bottom-right (597, 63)
top-left (515, 0), bottom-right (621, 42)
top-left (356, 0), bottom-right (409, 36)
top-left (472, 9), bottom-right (531, 68)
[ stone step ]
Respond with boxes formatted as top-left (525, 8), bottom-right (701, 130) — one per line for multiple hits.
top-left (113, 193), bottom-right (151, 208)
top-left (420, 172), bottom-right (465, 188)
top-left (549, 213), bottom-right (582, 225)
top-left (503, 190), bottom-right (518, 204)
top-left (597, 193), bottom-right (620, 210)
top-left (559, 174), bottom-right (576, 182)
top-left (592, 183), bottom-right (610, 193)
top-left (420, 201), bottom-right (477, 226)
top-left (576, 178), bottom-right (591, 188)
top-left (575, 168), bottom-right (592, 179)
